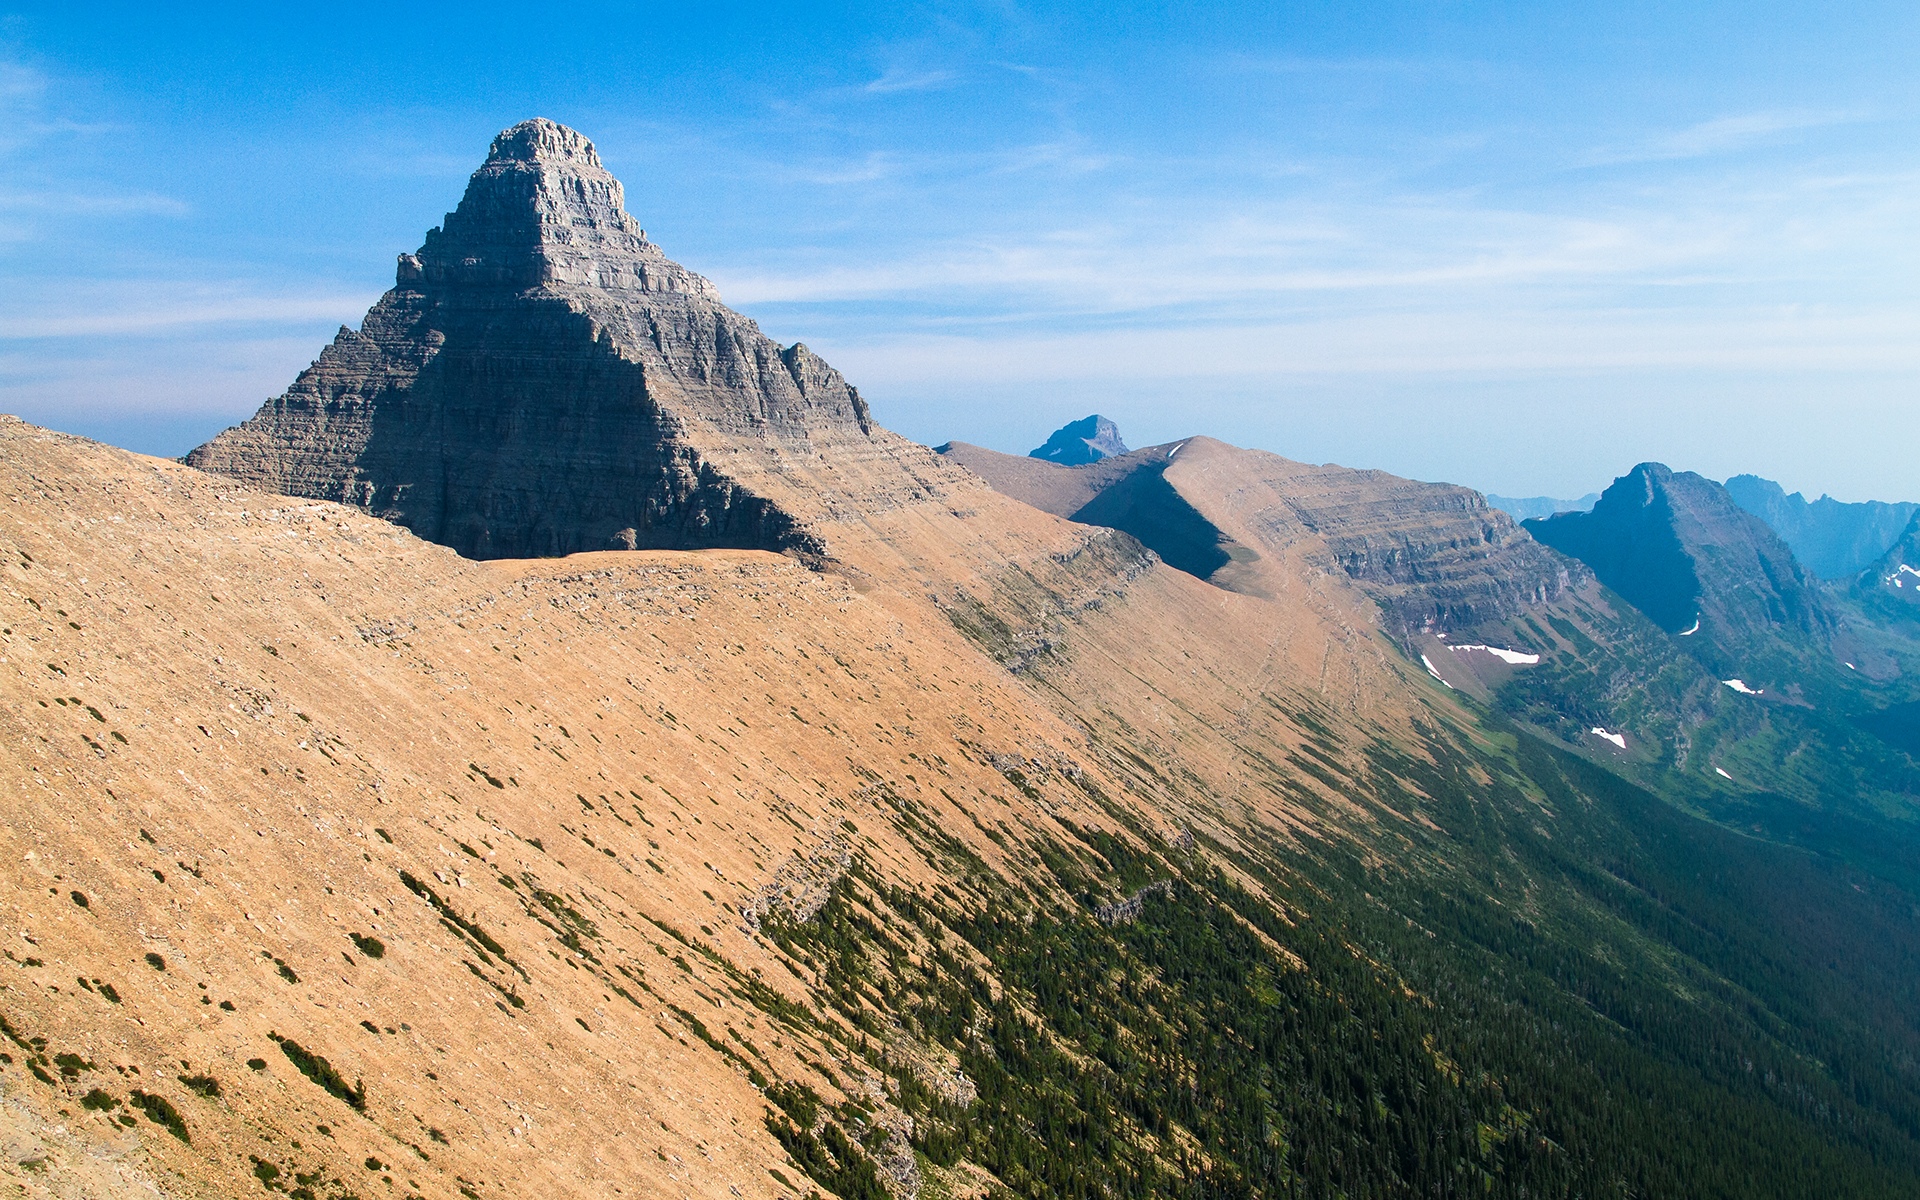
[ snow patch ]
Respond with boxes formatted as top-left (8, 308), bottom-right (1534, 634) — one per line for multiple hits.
top-left (1678, 617), bottom-right (1700, 636)
top-left (1420, 655), bottom-right (1454, 688)
top-left (1450, 644), bottom-right (1541, 665)
top-left (1590, 727), bottom-right (1626, 749)
top-left (1721, 678), bottom-right (1763, 695)
top-left (1167, 441), bottom-right (1185, 459)
top-left (1846, 662), bottom-right (1857, 670)
top-left (1715, 767), bottom-right (1734, 781)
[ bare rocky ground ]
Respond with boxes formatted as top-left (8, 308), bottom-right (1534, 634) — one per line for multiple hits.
top-left (0, 417), bottom-right (1453, 1199)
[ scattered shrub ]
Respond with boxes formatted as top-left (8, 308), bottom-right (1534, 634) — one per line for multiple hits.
top-left (69, 891), bottom-right (88, 908)
top-left (273, 1037), bottom-right (365, 1110)
top-left (144, 952), bottom-right (165, 971)
top-left (178, 1074), bottom-right (220, 1097)
top-left (80, 1088), bottom-right (118, 1111)
top-left (246, 1058), bottom-right (268, 1071)
top-left (350, 933), bottom-right (385, 959)
top-left (53, 1052), bottom-right (93, 1077)
top-left (129, 1090), bottom-right (189, 1142)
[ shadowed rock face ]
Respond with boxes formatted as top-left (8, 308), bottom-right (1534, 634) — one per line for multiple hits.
top-left (1528, 463), bottom-right (1835, 657)
top-left (186, 118), bottom-right (876, 560)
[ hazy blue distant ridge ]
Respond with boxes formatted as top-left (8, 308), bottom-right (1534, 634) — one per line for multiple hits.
top-left (1487, 492), bottom-right (1600, 522)
top-left (1724, 475), bottom-right (1917, 580)
top-left (1030, 414), bottom-right (1129, 465)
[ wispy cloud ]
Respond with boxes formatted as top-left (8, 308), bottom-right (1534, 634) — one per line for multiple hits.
top-left (0, 282), bottom-right (376, 339)
top-left (865, 67), bottom-right (958, 94)
top-left (1579, 109), bottom-right (1866, 167)
top-left (776, 151), bottom-right (898, 186)
top-left (823, 305), bottom-right (1920, 386)
top-left (0, 189), bottom-right (190, 217)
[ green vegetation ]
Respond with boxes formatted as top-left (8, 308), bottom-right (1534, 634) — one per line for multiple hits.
top-left (756, 714), bottom-right (1920, 1198)
top-left (273, 1036), bottom-right (366, 1111)
top-left (129, 1090), bottom-right (189, 1142)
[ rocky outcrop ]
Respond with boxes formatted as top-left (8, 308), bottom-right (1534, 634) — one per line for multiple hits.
top-left (186, 119), bottom-right (918, 561)
top-left (1029, 414), bottom-right (1129, 464)
top-left (1527, 463), bottom-right (1836, 661)
top-left (1486, 492), bottom-right (1600, 522)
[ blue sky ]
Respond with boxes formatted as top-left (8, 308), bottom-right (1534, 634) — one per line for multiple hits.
top-left (3, 2), bottom-right (1918, 501)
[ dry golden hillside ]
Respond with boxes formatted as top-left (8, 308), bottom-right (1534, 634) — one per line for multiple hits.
top-left (0, 416), bottom-right (1458, 1200)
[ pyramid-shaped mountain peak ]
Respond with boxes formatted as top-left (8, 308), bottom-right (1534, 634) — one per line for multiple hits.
top-left (410, 117), bottom-right (707, 297)
top-left (185, 119), bottom-right (974, 561)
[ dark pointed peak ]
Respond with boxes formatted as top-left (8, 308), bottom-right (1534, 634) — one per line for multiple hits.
top-left (1030, 415), bottom-right (1129, 465)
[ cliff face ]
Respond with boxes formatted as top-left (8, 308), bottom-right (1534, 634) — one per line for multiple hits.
top-left (186, 119), bottom-right (895, 561)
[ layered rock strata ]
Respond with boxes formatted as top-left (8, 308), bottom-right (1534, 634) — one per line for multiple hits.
top-left (187, 119), bottom-right (962, 562)
top-left (945, 435), bottom-right (1580, 645)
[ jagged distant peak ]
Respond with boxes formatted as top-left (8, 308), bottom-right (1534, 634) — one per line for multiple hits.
top-left (1724, 472), bottom-right (1918, 580)
top-left (1030, 415), bottom-right (1129, 465)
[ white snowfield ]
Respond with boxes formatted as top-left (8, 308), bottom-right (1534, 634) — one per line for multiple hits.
top-left (1590, 727), bottom-right (1627, 749)
top-left (1421, 654), bottom-right (1454, 688)
top-left (1722, 679), bottom-right (1763, 695)
top-left (1891, 564), bottom-right (1920, 588)
top-left (1679, 618), bottom-right (1700, 636)
top-left (1450, 644), bottom-right (1542, 665)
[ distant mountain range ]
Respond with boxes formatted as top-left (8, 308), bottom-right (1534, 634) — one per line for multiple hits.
top-left (1486, 492), bottom-right (1600, 521)
top-left (1491, 477), bottom-right (1915, 582)
top-left (1724, 474), bottom-right (1917, 580)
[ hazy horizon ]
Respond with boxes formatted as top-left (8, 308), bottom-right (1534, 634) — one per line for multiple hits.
top-left (3, 2), bottom-right (1918, 502)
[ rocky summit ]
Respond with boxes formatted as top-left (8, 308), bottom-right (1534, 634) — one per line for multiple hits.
top-left (187, 119), bottom-right (892, 561)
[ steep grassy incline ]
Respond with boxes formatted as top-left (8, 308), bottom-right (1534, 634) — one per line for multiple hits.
top-left (9, 417), bottom-right (1920, 1200)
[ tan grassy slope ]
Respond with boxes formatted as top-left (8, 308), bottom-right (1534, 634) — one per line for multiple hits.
top-left (0, 416), bottom-right (1466, 1199)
